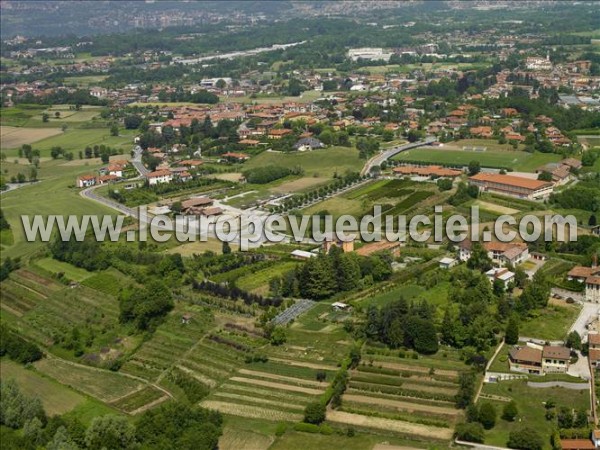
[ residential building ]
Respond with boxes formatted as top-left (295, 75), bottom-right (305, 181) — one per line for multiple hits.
top-left (458, 240), bottom-right (529, 266)
top-left (468, 173), bottom-right (554, 200)
top-left (76, 175), bottom-right (96, 188)
top-left (293, 137), bottom-right (325, 151)
top-left (146, 169), bottom-right (172, 185)
top-left (541, 346), bottom-right (571, 373)
top-left (508, 344), bottom-right (543, 374)
top-left (567, 265), bottom-right (600, 303)
top-left (439, 257), bottom-right (458, 269)
top-left (486, 267), bottom-right (515, 288)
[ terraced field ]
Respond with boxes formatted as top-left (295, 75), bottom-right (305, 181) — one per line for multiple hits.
top-left (120, 306), bottom-right (213, 381)
top-left (326, 348), bottom-right (468, 441)
top-left (201, 362), bottom-right (328, 422)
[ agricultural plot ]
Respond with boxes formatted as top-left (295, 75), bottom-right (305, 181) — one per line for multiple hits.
top-left (110, 385), bottom-right (170, 414)
top-left (202, 362), bottom-right (327, 422)
top-left (0, 125), bottom-right (63, 148)
top-left (120, 305), bottom-right (214, 381)
top-left (35, 357), bottom-right (144, 402)
top-left (327, 347), bottom-right (471, 440)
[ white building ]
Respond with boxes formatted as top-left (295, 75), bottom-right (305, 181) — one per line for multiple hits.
top-left (347, 48), bottom-right (393, 62)
top-left (486, 268), bottom-right (515, 288)
top-left (439, 257), bottom-right (458, 269)
top-left (146, 169), bottom-right (172, 185)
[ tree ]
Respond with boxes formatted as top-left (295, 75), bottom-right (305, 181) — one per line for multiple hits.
top-left (316, 370), bottom-right (327, 382)
top-left (54, 111), bottom-right (61, 119)
top-left (222, 241), bottom-right (231, 254)
top-left (303, 402), bottom-right (326, 424)
top-left (507, 427), bottom-right (544, 450)
top-left (46, 426), bottom-right (79, 450)
top-left (124, 115), bottom-right (142, 129)
top-left (537, 171), bottom-right (552, 181)
top-left (478, 402), bottom-right (497, 429)
top-left (22, 417), bottom-right (44, 447)
top-left (42, 113), bottom-right (49, 122)
top-left (574, 408), bottom-right (588, 428)
top-left (454, 422), bottom-right (485, 443)
top-left (437, 178), bottom-right (453, 191)
top-left (589, 214), bottom-right (598, 227)
top-left (269, 327), bottom-right (287, 346)
top-left (407, 129), bottom-right (424, 143)
top-left (566, 331), bottom-right (582, 350)
top-left (215, 79), bottom-right (227, 89)
top-left (505, 316), bottom-right (519, 345)
top-left (557, 406), bottom-right (573, 429)
top-left (468, 160), bottom-right (481, 176)
top-left (502, 401), bottom-right (519, 421)
top-left (110, 124), bottom-right (119, 136)
top-left (84, 415), bottom-right (137, 450)
top-left (467, 243), bottom-right (493, 271)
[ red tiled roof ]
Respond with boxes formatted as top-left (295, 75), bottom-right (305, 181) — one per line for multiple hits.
top-left (469, 173), bottom-right (552, 191)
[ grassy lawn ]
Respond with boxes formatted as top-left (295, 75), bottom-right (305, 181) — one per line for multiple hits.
top-left (521, 302), bottom-right (582, 341)
top-left (35, 358), bottom-right (144, 402)
top-left (243, 147), bottom-right (363, 179)
top-left (34, 257), bottom-right (94, 281)
top-left (393, 148), bottom-right (561, 171)
top-left (270, 430), bottom-right (433, 450)
top-left (1, 358), bottom-right (86, 416)
top-left (359, 284), bottom-right (425, 307)
top-left (0, 161), bottom-right (116, 260)
top-left (480, 379), bottom-right (590, 449)
top-left (236, 261), bottom-right (298, 294)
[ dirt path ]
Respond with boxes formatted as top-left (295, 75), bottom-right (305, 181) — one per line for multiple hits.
top-left (326, 410), bottom-right (452, 440)
top-left (237, 369), bottom-right (326, 387)
top-left (228, 377), bottom-right (323, 395)
top-left (269, 357), bottom-right (338, 371)
top-left (128, 395), bottom-right (170, 415)
top-left (343, 393), bottom-right (459, 417)
top-left (374, 361), bottom-right (459, 378)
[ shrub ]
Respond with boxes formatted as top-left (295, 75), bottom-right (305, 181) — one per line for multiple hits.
top-left (478, 402), bottom-right (497, 429)
top-left (507, 427), bottom-right (544, 450)
top-left (455, 422), bottom-right (485, 443)
top-left (304, 402), bottom-right (326, 425)
top-left (502, 401), bottom-right (519, 422)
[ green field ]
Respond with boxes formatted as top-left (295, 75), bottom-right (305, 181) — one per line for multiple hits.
top-left (480, 379), bottom-right (590, 448)
top-left (393, 148), bottom-right (562, 171)
top-left (520, 302), bottom-right (582, 341)
top-left (34, 257), bottom-right (94, 281)
top-left (243, 147), bottom-right (363, 179)
top-left (0, 161), bottom-right (116, 259)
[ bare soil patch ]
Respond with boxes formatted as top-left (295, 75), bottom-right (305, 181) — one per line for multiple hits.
top-left (1, 126), bottom-right (63, 149)
top-left (326, 410), bottom-right (452, 440)
top-left (228, 377), bottom-right (322, 395)
top-left (343, 394), bottom-right (459, 417)
top-left (237, 369), bottom-right (325, 387)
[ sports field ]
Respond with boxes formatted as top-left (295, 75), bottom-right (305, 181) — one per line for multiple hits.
top-left (393, 148), bottom-right (562, 171)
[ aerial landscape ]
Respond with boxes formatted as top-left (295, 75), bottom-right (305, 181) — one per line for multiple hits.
top-left (1, 1), bottom-right (600, 449)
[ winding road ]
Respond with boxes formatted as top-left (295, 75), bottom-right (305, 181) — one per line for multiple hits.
top-left (361, 137), bottom-right (437, 176)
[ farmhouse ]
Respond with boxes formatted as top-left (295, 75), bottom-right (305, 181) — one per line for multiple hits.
top-left (468, 173), bottom-right (554, 200)
top-left (181, 196), bottom-right (214, 214)
top-left (323, 235), bottom-right (355, 253)
top-left (76, 175), bottom-right (96, 188)
top-left (542, 345), bottom-right (570, 374)
top-left (146, 169), bottom-right (173, 185)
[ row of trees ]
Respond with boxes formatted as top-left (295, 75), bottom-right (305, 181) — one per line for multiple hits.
top-left (1, 383), bottom-right (222, 450)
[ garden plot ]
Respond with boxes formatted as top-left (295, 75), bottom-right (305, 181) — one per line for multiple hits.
top-left (110, 385), bottom-right (170, 414)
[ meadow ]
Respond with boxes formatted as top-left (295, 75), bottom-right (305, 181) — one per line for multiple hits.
top-left (243, 147), bottom-right (363, 179)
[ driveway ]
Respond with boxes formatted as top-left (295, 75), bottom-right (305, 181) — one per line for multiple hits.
top-left (570, 302), bottom-right (600, 342)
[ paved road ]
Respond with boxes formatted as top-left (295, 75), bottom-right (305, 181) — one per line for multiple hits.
top-left (570, 302), bottom-right (600, 342)
top-left (361, 137), bottom-right (437, 176)
top-left (130, 146), bottom-right (149, 176)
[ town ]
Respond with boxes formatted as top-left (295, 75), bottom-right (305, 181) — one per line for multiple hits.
top-left (1, 2), bottom-right (600, 450)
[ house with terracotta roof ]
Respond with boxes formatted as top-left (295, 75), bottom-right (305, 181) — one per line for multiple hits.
top-left (509, 344), bottom-right (543, 374)
top-left (458, 240), bottom-right (529, 266)
top-left (568, 265), bottom-right (600, 303)
top-left (542, 345), bottom-right (571, 373)
top-left (146, 169), bottom-right (172, 185)
top-left (268, 128), bottom-right (293, 139)
top-left (508, 343), bottom-right (571, 375)
top-left (468, 173), bottom-right (554, 200)
top-left (76, 175), bottom-right (96, 188)
top-left (221, 152), bottom-right (250, 163)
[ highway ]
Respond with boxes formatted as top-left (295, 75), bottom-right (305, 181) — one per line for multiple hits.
top-left (361, 137), bottom-right (437, 176)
